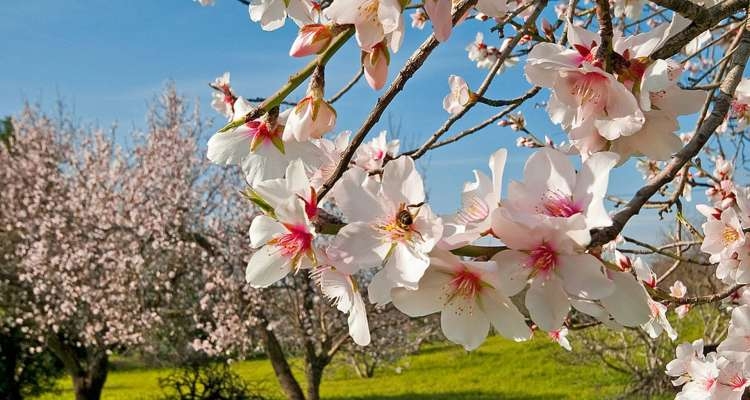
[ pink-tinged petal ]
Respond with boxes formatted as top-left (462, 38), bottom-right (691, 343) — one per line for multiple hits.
top-left (479, 290), bottom-right (531, 341)
top-left (523, 148), bottom-right (577, 197)
top-left (385, 243), bottom-right (431, 289)
top-left (556, 254), bottom-right (614, 299)
top-left (349, 291), bottom-right (371, 346)
top-left (610, 111), bottom-right (682, 161)
top-left (246, 247), bottom-right (291, 288)
top-left (489, 208), bottom-right (538, 250)
top-left (594, 78), bottom-right (645, 139)
top-left (253, 178), bottom-right (289, 210)
top-left (411, 205), bottom-right (443, 254)
top-left (250, 0), bottom-right (287, 31)
top-left (526, 275), bottom-right (570, 331)
top-left (490, 250), bottom-right (531, 296)
top-left (355, 20), bottom-right (385, 51)
top-left (566, 23), bottom-right (600, 49)
top-left (614, 22), bottom-right (669, 58)
top-left (476, 0), bottom-right (507, 17)
top-left (600, 271), bottom-right (651, 327)
top-left (363, 47), bottom-right (389, 90)
top-left (382, 156), bottom-right (425, 205)
top-left (570, 298), bottom-right (607, 319)
top-left (322, 0), bottom-right (360, 23)
top-left (248, 215), bottom-right (285, 248)
top-left (525, 44), bottom-right (579, 88)
top-left (378, 0), bottom-right (402, 34)
top-left (331, 168), bottom-right (383, 222)
top-left (332, 222), bottom-right (389, 272)
top-left (392, 268), bottom-right (452, 316)
top-left (489, 148), bottom-right (507, 199)
top-left (656, 86), bottom-right (708, 116)
top-left (368, 268), bottom-right (394, 305)
top-left (424, 0), bottom-right (452, 42)
top-left (386, 17), bottom-right (405, 53)
top-left (207, 129), bottom-right (250, 166)
top-left (441, 296), bottom-right (490, 350)
top-left (285, 0), bottom-right (314, 27)
top-left (574, 151), bottom-right (618, 229)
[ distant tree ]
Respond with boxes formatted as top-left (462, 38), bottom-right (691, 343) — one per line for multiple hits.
top-left (0, 88), bottom-right (244, 400)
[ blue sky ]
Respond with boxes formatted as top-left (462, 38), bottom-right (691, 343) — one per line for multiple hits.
top-left (0, 0), bottom-right (691, 241)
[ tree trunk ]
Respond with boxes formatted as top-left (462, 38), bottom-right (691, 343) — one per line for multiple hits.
top-left (47, 335), bottom-right (109, 400)
top-left (71, 353), bottom-right (108, 400)
top-left (305, 360), bottom-right (324, 400)
top-left (1, 335), bottom-right (23, 400)
top-left (260, 321), bottom-right (305, 400)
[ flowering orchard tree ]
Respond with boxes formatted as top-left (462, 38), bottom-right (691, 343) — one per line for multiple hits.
top-left (195, 0), bottom-right (750, 398)
top-left (0, 89), bottom-right (251, 400)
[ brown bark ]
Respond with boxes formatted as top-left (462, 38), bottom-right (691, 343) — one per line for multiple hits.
top-left (46, 335), bottom-right (109, 400)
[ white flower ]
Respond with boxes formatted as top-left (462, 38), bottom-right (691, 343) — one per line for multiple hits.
top-left (249, 0), bottom-right (316, 31)
top-left (392, 248), bottom-right (530, 350)
top-left (442, 75), bottom-right (473, 116)
top-left (441, 148), bottom-right (506, 249)
top-left (330, 156), bottom-right (443, 305)
top-left (549, 327), bottom-right (572, 351)
top-left (246, 198), bottom-right (316, 288)
top-left (352, 131), bottom-right (399, 172)
top-left (324, 0), bottom-right (404, 52)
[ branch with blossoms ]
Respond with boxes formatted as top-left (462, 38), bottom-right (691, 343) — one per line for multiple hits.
top-left (193, 0), bottom-right (750, 397)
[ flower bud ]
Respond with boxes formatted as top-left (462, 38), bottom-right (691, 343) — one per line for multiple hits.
top-left (290, 24), bottom-right (333, 57)
top-left (362, 42), bottom-right (390, 90)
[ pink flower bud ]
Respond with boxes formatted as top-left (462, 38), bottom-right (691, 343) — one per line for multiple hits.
top-left (289, 24), bottom-right (333, 57)
top-left (362, 43), bottom-right (389, 90)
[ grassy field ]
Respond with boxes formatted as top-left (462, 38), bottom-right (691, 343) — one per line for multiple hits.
top-left (36, 336), bottom-right (662, 400)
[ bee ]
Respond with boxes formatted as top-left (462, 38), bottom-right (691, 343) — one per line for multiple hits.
top-left (396, 209), bottom-right (413, 229)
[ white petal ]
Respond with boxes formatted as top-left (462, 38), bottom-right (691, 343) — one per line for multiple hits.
top-left (382, 156), bottom-right (425, 205)
top-left (248, 215), bottom-right (285, 247)
top-left (599, 271), bottom-right (651, 327)
top-left (556, 254), bottom-right (614, 300)
top-left (392, 268), bottom-right (451, 316)
top-left (246, 247), bottom-right (291, 288)
top-left (526, 276), bottom-right (569, 332)
top-left (441, 296), bottom-right (490, 351)
top-left (480, 290), bottom-right (531, 341)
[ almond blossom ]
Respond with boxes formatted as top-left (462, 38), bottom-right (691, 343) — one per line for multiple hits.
top-left (249, 0), bottom-right (317, 31)
top-left (410, 9), bottom-right (428, 29)
top-left (247, 197), bottom-right (317, 288)
top-left (309, 131), bottom-right (351, 188)
top-left (210, 72), bottom-right (234, 119)
top-left (283, 83), bottom-right (337, 141)
top-left (442, 75), bottom-right (474, 116)
top-left (352, 130), bottom-right (399, 172)
top-left (490, 214), bottom-right (615, 331)
top-left (549, 327), bottom-right (572, 351)
top-left (324, 0), bottom-right (404, 52)
top-left (206, 98), bottom-right (320, 185)
top-left (391, 248), bottom-right (530, 350)
top-left (525, 21), bottom-right (706, 161)
top-left (441, 148), bottom-right (506, 249)
top-left (330, 156), bottom-right (443, 305)
top-left (717, 305), bottom-right (750, 362)
top-left (503, 148), bottom-right (619, 242)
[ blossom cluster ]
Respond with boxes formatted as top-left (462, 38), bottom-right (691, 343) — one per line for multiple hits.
top-left (667, 305), bottom-right (750, 399)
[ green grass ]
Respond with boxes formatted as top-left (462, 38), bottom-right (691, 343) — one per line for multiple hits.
top-left (36, 336), bottom-right (641, 400)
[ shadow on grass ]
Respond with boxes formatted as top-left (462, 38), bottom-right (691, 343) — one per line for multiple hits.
top-left (327, 392), bottom-right (566, 400)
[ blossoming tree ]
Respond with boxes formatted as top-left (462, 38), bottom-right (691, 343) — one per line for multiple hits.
top-left (195, 0), bottom-right (750, 398)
